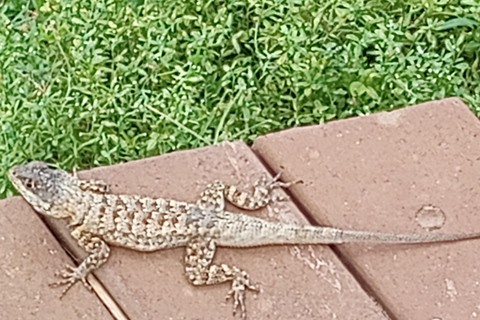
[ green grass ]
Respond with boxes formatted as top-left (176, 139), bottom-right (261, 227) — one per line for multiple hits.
top-left (1, 0), bottom-right (479, 198)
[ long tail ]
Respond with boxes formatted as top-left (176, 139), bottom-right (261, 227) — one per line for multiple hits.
top-left (218, 215), bottom-right (480, 247)
top-left (276, 225), bottom-right (480, 245)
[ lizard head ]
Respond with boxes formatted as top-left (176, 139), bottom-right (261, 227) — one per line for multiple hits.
top-left (9, 161), bottom-right (78, 219)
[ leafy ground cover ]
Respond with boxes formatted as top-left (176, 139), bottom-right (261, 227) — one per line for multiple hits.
top-left (1, 0), bottom-right (479, 197)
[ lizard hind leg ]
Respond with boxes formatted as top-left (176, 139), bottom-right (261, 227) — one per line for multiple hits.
top-left (196, 172), bottom-right (300, 212)
top-left (184, 238), bottom-right (258, 319)
top-left (224, 171), bottom-right (301, 210)
top-left (197, 181), bottom-right (228, 211)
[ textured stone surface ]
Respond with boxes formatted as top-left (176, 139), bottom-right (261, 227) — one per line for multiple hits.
top-left (40, 141), bottom-right (388, 319)
top-left (0, 198), bottom-right (113, 320)
top-left (253, 98), bottom-right (480, 320)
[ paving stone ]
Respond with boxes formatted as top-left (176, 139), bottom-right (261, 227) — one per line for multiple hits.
top-left (38, 141), bottom-right (389, 319)
top-left (252, 98), bottom-right (480, 320)
top-left (0, 197), bottom-right (113, 320)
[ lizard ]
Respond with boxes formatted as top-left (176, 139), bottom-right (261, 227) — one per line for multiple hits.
top-left (8, 160), bottom-right (480, 319)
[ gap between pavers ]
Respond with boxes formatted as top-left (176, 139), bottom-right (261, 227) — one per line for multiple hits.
top-left (0, 197), bottom-right (114, 320)
top-left (253, 97), bottom-right (480, 320)
top-left (7, 142), bottom-right (391, 319)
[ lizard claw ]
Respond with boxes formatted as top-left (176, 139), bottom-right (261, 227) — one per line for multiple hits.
top-left (226, 271), bottom-right (259, 320)
top-left (258, 172), bottom-right (301, 192)
top-left (49, 264), bottom-right (91, 298)
top-left (269, 171), bottom-right (302, 190)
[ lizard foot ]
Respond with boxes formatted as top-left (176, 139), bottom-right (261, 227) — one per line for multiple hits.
top-left (226, 271), bottom-right (259, 320)
top-left (255, 171), bottom-right (302, 202)
top-left (49, 264), bottom-right (92, 298)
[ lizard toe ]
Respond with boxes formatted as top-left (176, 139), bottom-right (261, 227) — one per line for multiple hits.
top-left (49, 264), bottom-right (91, 297)
top-left (226, 271), bottom-right (259, 319)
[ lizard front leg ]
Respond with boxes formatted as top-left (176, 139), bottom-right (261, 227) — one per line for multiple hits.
top-left (72, 168), bottom-right (110, 194)
top-left (50, 230), bottom-right (110, 297)
top-left (197, 172), bottom-right (300, 211)
top-left (185, 237), bottom-right (258, 319)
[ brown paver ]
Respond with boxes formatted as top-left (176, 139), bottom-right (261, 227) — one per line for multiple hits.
top-left (253, 98), bottom-right (480, 320)
top-left (29, 142), bottom-right (388, 319)
top-left (0, 197), bottom-right (113, 320)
